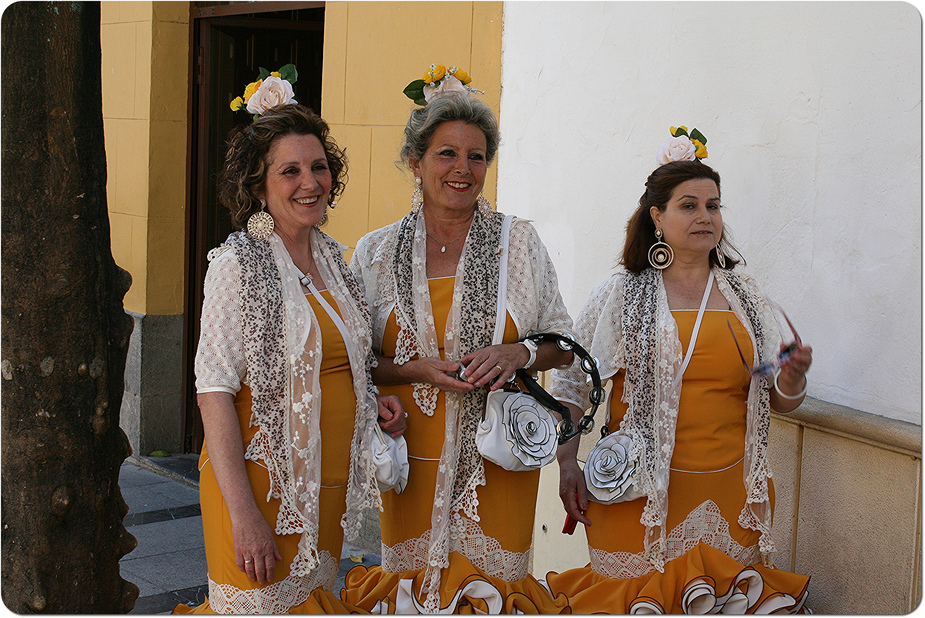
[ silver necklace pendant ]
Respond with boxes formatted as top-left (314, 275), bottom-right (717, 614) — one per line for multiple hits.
top-left (440, 245), bottom-right (447, 253)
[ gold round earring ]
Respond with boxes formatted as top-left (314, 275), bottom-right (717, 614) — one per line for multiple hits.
top-left (648, 228), bottom-right (673, 269)
top-left (247, 199), bottom-right (274, 240)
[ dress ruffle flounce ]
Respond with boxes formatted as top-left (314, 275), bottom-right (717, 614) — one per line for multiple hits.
top-left (546, 542), bottom-right (808, 614)
top-left (306, 552), bottom-right (571, 614)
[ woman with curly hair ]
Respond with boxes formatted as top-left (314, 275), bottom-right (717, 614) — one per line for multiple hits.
top-left (176, 103), bottom-right (405, 614)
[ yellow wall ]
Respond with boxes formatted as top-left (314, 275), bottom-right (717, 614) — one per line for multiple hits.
top-left (101, 1), bottom-right (189, 315)
top-left (101, 1), bottom-right (502, 310)
top-left (320, 1), bottom-right (504, 256)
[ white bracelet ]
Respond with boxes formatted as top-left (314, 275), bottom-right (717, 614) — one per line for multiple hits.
top-left (520, 339), bottom-right (538, 369)
top-left (774, 371), bottom-right (807, 400)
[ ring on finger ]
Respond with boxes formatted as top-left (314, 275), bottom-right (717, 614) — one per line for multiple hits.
top-left (244, 559), bottom-right (254, 564)
top-left (494, 365), bottom-right (503, 372)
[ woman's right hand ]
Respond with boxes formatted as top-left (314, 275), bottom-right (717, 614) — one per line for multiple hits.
top-left (408, 357), bottom-right (476, 393)
top-left (558, 458), bottom-right (592, 527)
top-left (199, 391), bottom-right (283, 584)
top-left (372, 354), bottom-right (475, 394)
top-left (232, 508), bottom-right (283, 584)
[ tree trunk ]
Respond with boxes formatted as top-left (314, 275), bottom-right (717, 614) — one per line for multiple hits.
top-left (1, 2), bottom-right (139, 612)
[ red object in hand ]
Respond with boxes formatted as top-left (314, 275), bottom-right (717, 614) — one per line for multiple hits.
top-left (562, 513), bottom-right (578, 535)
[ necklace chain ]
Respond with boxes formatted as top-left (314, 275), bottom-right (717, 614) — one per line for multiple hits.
top-left (426, 230), bottom-right (468, 253)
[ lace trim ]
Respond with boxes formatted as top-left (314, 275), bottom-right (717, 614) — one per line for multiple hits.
top-left (380, 518), bottom-right (531, 582)
top-left (206, 550), bottom-right (337, 614)
top-left (589, 500), bottom-right (761, 579)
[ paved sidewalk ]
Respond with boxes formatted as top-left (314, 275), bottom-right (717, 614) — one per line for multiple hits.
top-left (118, 454), bottom-right (380, 614)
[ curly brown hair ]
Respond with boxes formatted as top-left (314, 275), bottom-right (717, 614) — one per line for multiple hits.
top-left (218, 104), bottom-right (348, 228)
top-left (622, 160), bottom-right (742, 273)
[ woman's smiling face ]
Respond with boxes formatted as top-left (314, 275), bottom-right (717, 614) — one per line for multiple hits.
top-left (411, 120), bottom-right (488, 216)
top-left (260, 133), bottom-right (332, 236)
top-left (650, 178), bottom-right (723, 262)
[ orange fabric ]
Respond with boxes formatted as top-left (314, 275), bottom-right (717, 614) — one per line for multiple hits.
top-left (546, 311), bottom-right (809, 613)
top-left (316, 277), bottom-right (567, 613)
top-left (177, 291), bottom-right (356, 614)
top-left (378, 277), bottom-right (538, 554)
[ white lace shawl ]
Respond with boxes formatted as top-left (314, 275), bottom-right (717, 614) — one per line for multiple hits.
top-left (549, 267), bottom-right (783, 572)
top-left (194, 229), bottom-right (381, 576)
top-left (350, 208), bottom-right (573, 611)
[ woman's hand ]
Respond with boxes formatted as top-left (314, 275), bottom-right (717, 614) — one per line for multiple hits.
top-left (770, 342), bottom-right (813, 412)
top-left (377, 395), bottom-right (407, 437)
top-left (458, 343), bottom-right (530, 390)
top-left (372, 354), bottom-right (475, 394)
top-left (232, 509), bottom-right (283, 584)
top-left (558, 458), bottom-right (591, 527)
top-left (779, 342), bottom-right (813, 385)
top-left (199, 391), bottom-right (282, 584)
top-left (556, 401), bottom-right (591, 526)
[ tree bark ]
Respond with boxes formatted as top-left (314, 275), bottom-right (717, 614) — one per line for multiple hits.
top-left (1, 2), bottom-right (139, 612)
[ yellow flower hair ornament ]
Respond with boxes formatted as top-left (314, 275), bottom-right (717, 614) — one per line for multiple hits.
top-left (656, 125), bottom-right (709, 166)
top-left (230, 63), bottom-right (298, 118)
top-left (403, 64), bottom-right (482, 106)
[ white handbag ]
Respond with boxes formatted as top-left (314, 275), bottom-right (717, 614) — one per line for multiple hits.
top-left (478, 388), bottom-right (558, 471)
top-left (475, 216), bottom-right (604, 471)
top-left (371, 422), bottom-right (409, 494)
top-left (476, 333), bottom-right (604, 471)
top-left (583, 429), bottom-right (645, 504)
top-left (584, 271), bottom-right (715, 504)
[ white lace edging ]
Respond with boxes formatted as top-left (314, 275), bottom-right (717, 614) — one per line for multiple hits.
top-left (589, 500), bottom-right (762, 579)
top-left (380, 518), bottom-right (531, 582)
top-left (206, 550), bottom-right (337, 614)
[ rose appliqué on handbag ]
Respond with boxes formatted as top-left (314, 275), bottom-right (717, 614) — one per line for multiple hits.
top-left (584, 430), bottom-right (644, 504)
top-left (500, 391), bottom-right (558, 468)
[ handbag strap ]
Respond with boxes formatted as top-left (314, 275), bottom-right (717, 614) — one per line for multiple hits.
top-left (515, 333), bottom-right (604, 445)
top-left (669, 269), bottom-right (714, 393)
top-left (599, 270), bottom-right (715, 438)
top-left (492, 215), bottom-right (514, 346)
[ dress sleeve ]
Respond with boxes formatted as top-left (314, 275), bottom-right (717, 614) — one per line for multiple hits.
top-left (194, 250), bottom-right (246, 394)
top-left (550, 275), bottom-right (624, 409)
top-left (508, 219), bottom-right (575, 337)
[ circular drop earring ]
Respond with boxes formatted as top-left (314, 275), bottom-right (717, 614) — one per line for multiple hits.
top-left (247, 199), bottom-right (274, 240)
top-left (647, 228), bottom-right (673, 269)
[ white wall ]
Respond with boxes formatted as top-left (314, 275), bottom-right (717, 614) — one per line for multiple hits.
top-left (498, 1), bottom-right (921, 424)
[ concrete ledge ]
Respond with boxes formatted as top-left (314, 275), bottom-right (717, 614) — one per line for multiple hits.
top-left (773, 397), bottom-right (921, 458)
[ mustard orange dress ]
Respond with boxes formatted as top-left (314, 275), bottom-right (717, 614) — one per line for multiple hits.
top-left (321, 277), bottom-right (569, 614)
top-left (545, 311), bottom-right (810, 613)
top-left (178, 292), bottom-right (356, 614)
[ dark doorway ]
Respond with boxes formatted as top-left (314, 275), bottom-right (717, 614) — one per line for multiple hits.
top-left (182, 2), bottom-right (325, 453)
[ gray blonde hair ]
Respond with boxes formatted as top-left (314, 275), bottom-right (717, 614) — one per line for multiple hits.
top-left (400, 95), bottom-right (500, 166)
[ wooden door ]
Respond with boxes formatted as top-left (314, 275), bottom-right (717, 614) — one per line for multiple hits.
top-left (182, 3), bottom-right (325, 453)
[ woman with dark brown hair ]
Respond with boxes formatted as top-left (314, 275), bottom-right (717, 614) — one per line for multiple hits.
top-left (546, 128), bottom-right (813, 613)
top-left (177, 103), bottom-right (405, 614)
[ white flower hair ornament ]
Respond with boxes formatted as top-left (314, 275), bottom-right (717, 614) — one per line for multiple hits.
top-left (230, 64), bottom-right (298, 118)
top-left (656, 126), bottom-right (709, 166)
top-left (403, 64), bottom-right (483, 105)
